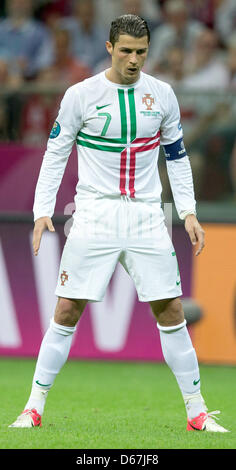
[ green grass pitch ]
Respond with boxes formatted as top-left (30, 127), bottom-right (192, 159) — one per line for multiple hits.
top-left (0, 358), bottom-right (235, 449)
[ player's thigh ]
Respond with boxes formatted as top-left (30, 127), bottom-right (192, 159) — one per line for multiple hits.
top-left (55, 234), bottom-right (122, 302)
top-left (120, 219), bottom-right (182, 302)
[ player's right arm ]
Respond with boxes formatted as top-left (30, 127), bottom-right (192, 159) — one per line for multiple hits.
top-left (32, 84), bottom-right (83, 255)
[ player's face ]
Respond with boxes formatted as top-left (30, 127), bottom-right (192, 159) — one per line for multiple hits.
top-left (106, 34), bottom-right (149, 85)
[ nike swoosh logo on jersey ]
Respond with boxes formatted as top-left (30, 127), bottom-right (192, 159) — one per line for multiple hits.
top-left (96, 104), bottom-right (111, 110)
top-left (176, 280), bottom-right (181, 286)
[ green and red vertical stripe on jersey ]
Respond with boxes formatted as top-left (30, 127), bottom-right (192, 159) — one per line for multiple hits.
top-left (76, 88), bottom-right (160, 198)
top-left (128, 133), bottom-right (161, 198)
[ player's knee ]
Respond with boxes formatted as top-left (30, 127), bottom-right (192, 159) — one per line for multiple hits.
top-left (160, 298), bottom-right (184, 327)
top-left (54, 297), bottom-right (87, 327)
top-left (150, 297), bottom-right (184, 327)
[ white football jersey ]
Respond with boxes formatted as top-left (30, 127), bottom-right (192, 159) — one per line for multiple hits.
top-left (33, 70), bottom-right (194, 220)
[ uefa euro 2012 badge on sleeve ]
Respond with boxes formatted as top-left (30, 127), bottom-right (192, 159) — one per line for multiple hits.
top-left (49, 121), bottom-right (61, 139)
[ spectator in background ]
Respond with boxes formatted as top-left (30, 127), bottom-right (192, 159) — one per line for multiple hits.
top-left (37, 1), bottom-right (68, 33)
top-left (92, 0), bottom-right (161, 30)
top-left (121, 0), bottom-right (161, 32)
top-left (19, 92), bottom-right (54, 146)
top-left (37, 28), bottom-right (91, 87)
top-left (93, 0), bottom-right (123, 29)
top-left (0, 56), bottom-right (22, 89)
top-left (0, 57), bottom-right (23, 141)
top-left (0, 0), bottom-right (52, 79)
top-left (148, 0), bottom-right (204, 73)
top-left (214, 0), bottom-right (236, 47)
top-left (182, 28), bottom-right (229, 89)
top-left (187, 0), bottom-right (215, 29)
top-left (198, 113), bottom-right (235, 200)
top-left (60, 0), bottom-right (108, 71)
top-left (20, 27), bottom-right (91, 146)
top-left (226, 33), bottom-right (236, 88)
top-left (35, 0), bottom-right (71, 23)
top-left (153, 45), bottom-right (186, 86)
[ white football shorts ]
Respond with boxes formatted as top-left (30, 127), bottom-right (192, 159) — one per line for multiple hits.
top-left (55, 191), bottom-right (182, 302)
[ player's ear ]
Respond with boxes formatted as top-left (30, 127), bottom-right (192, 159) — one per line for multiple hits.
top-left (106, 41), bottom-right (113, 56)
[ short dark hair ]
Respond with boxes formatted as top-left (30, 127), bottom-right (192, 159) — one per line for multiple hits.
top-left (109, 14), bottom-right (150, 47)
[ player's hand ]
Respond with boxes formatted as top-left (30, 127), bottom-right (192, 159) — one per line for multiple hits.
top-left (33, 216), bottom-right (55, 256)
top-left (184, 214), bottom-right (205, 256)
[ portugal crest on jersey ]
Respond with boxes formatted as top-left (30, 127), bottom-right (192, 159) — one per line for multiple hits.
top-left (142, 93), bottom-right (154, 110)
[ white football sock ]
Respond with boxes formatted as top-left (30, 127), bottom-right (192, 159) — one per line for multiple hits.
top-left (25, 318), bottom-right (76, 415)
top-left (157, 320), bottom-right (205, 419)
top-left (183, 392), bottom-right (207, 420)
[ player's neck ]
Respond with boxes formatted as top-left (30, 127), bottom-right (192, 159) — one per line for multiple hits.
top-left (105, 67), bottom-right (140, 86)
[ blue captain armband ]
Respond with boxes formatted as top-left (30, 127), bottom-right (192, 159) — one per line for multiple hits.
top-left (163, 137), bottom-right (187, 161)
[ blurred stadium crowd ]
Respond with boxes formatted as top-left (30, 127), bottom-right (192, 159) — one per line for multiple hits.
top-left (0, 0), bottom-right (236, 202)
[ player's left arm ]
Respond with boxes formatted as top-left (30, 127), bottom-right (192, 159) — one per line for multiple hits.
top-left (160, 85), bottom-right (205, 256)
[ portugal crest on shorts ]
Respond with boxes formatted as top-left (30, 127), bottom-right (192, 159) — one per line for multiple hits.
top-left (142, 93), bottom-right (155, 111)
top-left (60, 270), bottom-right (68, 286)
